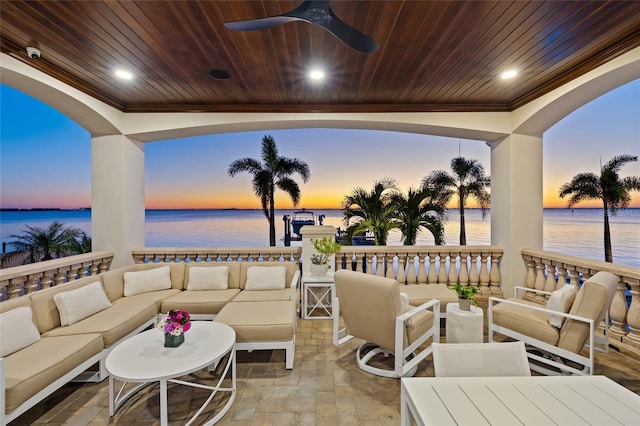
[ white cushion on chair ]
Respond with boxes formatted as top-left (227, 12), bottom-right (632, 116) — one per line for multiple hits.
top-left (124, 265), bottom-right (172, 296)
top-left (245, 266), bottom-right (286, 290)
top-left (547, 285), bottom-right (578, 328)
top-left (400, 292), bottom-right (413, 326)
top-left (0, 306), bottom-right (41, 357)
top-left (54, 280), bottom-right (112, 326)
top-left (187, 266), bottom-right (229, 290)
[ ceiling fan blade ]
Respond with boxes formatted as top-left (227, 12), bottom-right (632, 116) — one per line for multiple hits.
top-left (324, 7), bottom-right (379, 54)
top-left (224, 0), bottom-right (378, 54)
top-left (224, 16), bottom-right (302, 31)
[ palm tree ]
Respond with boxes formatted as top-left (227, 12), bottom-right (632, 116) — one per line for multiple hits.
top-left (392, 186), bottom-right (448, 245)
top-left (422, 156), bottom-right (490, 245)
top-left (1, 221), bottom-right (84, 265)
top-left (71, 231), bottom-right (92, 255)
top-left (341, 178), bottom-right (399, 245)
top-left (559, 154), bottom-right (640, 262)
top-left (228, 135), bottom-right (310, 246)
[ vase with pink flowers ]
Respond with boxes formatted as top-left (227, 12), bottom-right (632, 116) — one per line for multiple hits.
top-left (158, 309), bottom-right (191, 347)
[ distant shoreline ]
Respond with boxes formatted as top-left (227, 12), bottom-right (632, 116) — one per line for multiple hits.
top-left (2, 207), bottom-right (639, 212)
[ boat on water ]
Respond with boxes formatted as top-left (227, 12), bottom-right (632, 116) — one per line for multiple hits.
top-left (291, 209), bottom-right (316, 237)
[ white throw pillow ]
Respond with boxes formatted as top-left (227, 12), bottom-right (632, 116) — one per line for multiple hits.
top-left (124, 265), bottom-right (172, 296)
top-left (399, 292), bottom-right (414, 326)
top-left (245, 266), bottom-right (286, 290)
top-left (547, 284), bottom-right (578, 328)
top-left (54, 281), bottom-right (112, 326)
top-left (0, 306), bottom-right (41, 357)
top-left (187, 266), bottom-right (229, 290)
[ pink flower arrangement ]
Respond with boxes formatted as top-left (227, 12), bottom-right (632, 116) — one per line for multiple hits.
top-left (158, 309), bottom-right (191, 336)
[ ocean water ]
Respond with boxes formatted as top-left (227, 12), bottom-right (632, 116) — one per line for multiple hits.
top-left (1, 208), bottom-right (638, 268)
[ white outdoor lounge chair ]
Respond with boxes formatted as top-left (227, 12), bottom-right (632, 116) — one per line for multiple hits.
top-left (488, 271), bottom-right (618, 376)
top-left (332, 270), bottom-right (440, 378)
top-left (432, 341), bottom-right (531, 377)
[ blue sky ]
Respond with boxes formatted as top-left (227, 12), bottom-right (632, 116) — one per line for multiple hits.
top-left (1, 79), bottom-right (639, 209)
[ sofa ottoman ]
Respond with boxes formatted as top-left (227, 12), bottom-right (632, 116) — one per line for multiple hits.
top-left (214, 301), bottom-right (297, 369)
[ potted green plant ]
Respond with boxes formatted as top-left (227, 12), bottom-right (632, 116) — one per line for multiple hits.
top-left (310, 237), bottom-right (342, 276)
top-left (449, 283), bottom-right (478, 311)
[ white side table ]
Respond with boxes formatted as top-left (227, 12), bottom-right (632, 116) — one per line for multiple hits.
top-left (302, 272), bottom-right (335, 319)
top-left (446, 303), bottom-right (484, 343)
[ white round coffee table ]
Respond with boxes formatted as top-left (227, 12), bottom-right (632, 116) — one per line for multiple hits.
top-left (106, 321), bottom-right (236, 425)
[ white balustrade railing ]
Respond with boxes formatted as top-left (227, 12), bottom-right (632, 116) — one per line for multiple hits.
top-left (131, 247), bottom-right (302, 264)
top-left (0, 251), bottom-right (114, 300)
top-left (521, 248), bottom-right (640, 355)
top-left (4, 245), bottom-right (637, 358)
top-left (336, 245), bottom-right (504, 297)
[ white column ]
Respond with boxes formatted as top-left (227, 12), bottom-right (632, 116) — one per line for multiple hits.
top-left (91, 135), bottom-right (145, 268)
top-left (488, 134), bottom-right (543, 297)
top-left (301, 226), bottom-right (338, 274)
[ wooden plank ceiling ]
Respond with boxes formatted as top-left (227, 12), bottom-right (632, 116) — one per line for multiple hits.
top-left (1, 0), bottom-right (640, 113)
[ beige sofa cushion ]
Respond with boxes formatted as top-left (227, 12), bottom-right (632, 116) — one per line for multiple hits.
top-left (214, 301), bottom-right (297, 342)
top-left (0, 306), bottom-right (41, 357)
top-left (54, 281), bottom-right (111, 326)
top-left (400, 284), bottom-right (457, 312)
top-left (124, 265), bottom-right (172, 296)
top-left (3, 333), bottom-right (103, 413)
top-left (491, 298), bottom-right (560, 346)
top-left (0, 294), bottom-right (33, 314)
top-left (42, 298), bottom-right (158, 347)
top-left (161, 289), bottom-right (241, 315)
top-left (102, 262), bottom-right (186, 301)
top-left (120, 288), bottom-right (182, 312)
top-left (230, 288), bottom-right (293, 302)
top-left (558, 272), bottom-right (617, 353)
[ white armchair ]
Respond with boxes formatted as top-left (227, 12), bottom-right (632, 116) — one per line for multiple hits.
top-left (332, 270), bottom-right (440, 378)
top-left (488, 271), bottom-right (618, 375)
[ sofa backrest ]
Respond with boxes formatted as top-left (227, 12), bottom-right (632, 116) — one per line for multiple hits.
top-left (184, 262), bottom-right (241, 289)
top-left (557, 271), bottom-right (618, 353)
top-left (239, 261), bottom-right (299, 290)
top-left (29, 275), bottom-right (107, 334)
top-left (101, 262), bottom-right (186, 301)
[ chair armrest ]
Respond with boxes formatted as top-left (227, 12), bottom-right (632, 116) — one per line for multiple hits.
top-left (289, 270), bottom-right (300, 301)
top-left (488, 296), bottom-right (594, 325)
top-left (397, 298), bottom-right (440, 322)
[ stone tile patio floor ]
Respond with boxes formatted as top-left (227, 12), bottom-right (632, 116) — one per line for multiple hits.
top-left (12, 306), bottom-right (640, 425)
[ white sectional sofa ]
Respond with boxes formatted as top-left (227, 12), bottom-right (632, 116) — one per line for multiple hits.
top-left (0, 260), bottom-right (299, 425)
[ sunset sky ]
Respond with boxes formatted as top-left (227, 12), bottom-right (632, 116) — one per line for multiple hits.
top-left (1, 79), bottom-right (639, 210)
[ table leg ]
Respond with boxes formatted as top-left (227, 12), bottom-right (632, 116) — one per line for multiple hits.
top-left (108, 376), bottom-right (115, 416)
top-left (160, 379), bottom-right (168, 426)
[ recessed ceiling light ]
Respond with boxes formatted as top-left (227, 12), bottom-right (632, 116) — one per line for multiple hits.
top-left (500, 69), bottom-right (518, 80)
top-left (209, 69), bottom-right (231, 80)
top-left (114, 69), bottom-right (134, 80)
top-left (309, 70), bottom-right (325, 81)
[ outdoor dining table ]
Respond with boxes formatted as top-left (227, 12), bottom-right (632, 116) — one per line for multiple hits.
top-left (401, 375), bottom-right (640, 425)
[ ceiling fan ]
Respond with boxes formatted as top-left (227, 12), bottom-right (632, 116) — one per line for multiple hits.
top-left (224, 0), bottom-right (379, 54)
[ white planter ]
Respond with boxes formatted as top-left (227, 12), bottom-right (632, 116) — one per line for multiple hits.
top-left (458, 298), bottom-right (471, 311)
top-left (310, 263), bottom-right (329, 277)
